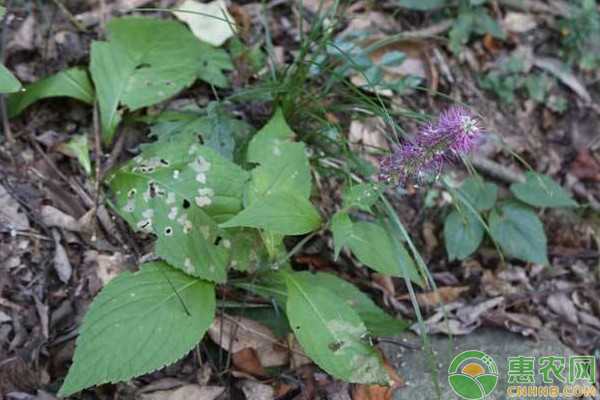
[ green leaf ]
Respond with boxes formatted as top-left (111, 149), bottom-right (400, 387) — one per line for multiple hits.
top-left (107, 140), bottom-right (248, 282)
top-left (0, 63), bottom-right (21, 94)
top-left (510, 172), bottom-right (577, 208)
top-left (449, 11), bottom-right (474, 53)
top-left (444, 210), bottom-right (484, 261)
top-left (459, 177), bottom-right (498, 211)
top-left (234, 271), bottom-right (408, 337)
top-left (220, 192), bottom-right (321, 235)
top-left (7, 67), bottom-right (93, 117)
top-left (247, 108), bottom-right (294, 162)
top-left (343, 183), bottom-right (379, 212)
top-left (473, 8), bottom-right (506, 39)
top-left (66, 134), bottom-right (92, 175)
top-left (59, 262), bottom-right (215, 397)
top-left (347, 221), bottom-right (422, 286)
top-left (331, 212), bottom-right (353, 260)
top-left (285, 272), bottom-right (388, 384)
top-left (91, 17), bottom-right (233, 144)
top-left (396, 0), bottom-right (446, 10)
top-left (488, 201), bottom-right (549, 265)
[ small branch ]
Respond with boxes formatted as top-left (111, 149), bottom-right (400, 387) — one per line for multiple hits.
top-left (91, 101), bottom-right (102, 242)
top-left (469, 155), bottom-right (525, 184)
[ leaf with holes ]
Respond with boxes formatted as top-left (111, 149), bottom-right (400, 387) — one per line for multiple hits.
top-left (285, 271), bottom-right (388, 384)
top-left (107, 140), bottom-right (248, 282)
top-left (444, 210), bottom-right (484, 261)
top-left (8, 67), bottom-right (94, 117)
top-left (59, 262), bottom-right (215, 397)
top-left (488, 201), bottom-right (549, 265)
top-left (347, 221), bottom-right (422, 286)
top-left (91, 17), bottom-right (232, 143)
top-left (510, 172), bottom-right (577, 208)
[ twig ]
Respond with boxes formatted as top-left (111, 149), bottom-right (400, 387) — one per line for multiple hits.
top-left (469, 155), bottom-right (525, 184)
top-left (91, 101), bottom-right (102, 242)
top-left (49, 0), bottom-right (86, 32)
top-left (0, 0), bottom-right (13, 143)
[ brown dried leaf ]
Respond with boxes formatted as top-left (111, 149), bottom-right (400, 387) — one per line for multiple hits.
top-left (208, 315), bottom-right (289, 367)
top-left (233, 347), bottom-right (267, 376)
top-left (352, 349), bottom-right (403, 400)
top-left (547, 293), bottom-right (579, 325)
top-left (397, 286), bottom-right (470, 308)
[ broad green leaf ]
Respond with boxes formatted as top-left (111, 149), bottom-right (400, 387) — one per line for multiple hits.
top-left (459, 177), bottom-right (497, 211)
top-left (91, 17), bottom-right (233, 143)
top-left (297, 272), bottom-right (409, 337)
top-left (59, 262), bottom-right (215, 397)
top-left (331, 212), bottom-right (353, 260)
top-left (228, 229), bottom-right (265, 271)
top-left (396, 0), bottom-right (445, 10)
top-left (0, 63), bottom-right (21, 94)
top-left (347, 221), bottom-right (422, 286)
top-left (473, 8), bottom-right (506, 39)
top-left (246, 108), bottom-right (294, 161)
top-left (220, 192), bottom-right (321, 235)
top-left (107, 140), bottom-right (248, 282)
top-left (247, 142), bottom-right (311, 205)
top-left (0, 6), bottom-right (5, 20)
top-left (449, 11), bottom-right (474, 53)
top-left (7, 67), bottom-right (93, 117)
top-left (343, 183), bottom-right (379, 212)
top-left (510, 172), bottom-right (576, 208)
top-left (234, 271), bottom-right (409, 337)
top-left (444, 210), bottom-right (484, 261)
top-left (285, 272), bottom-right (388, 384)
top-left (488, 201), bottom-right (549, 265)
top-left (66, 134), bottom-right (92, 175)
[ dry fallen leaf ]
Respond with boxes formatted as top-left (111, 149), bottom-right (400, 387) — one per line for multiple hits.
top-left (174, 0), bottom-right (237, 47)
top-left (0, 184), bottom-right (29, 231)
top-left (208, 315), bottom-right (289, 367)
top-left (232, 347), bottom-right (267, 376)
top-left (397, 286), bottom-right (470, 308)
top-left (139, 384), bottom-right (224, 400)
top-left (352, 349), bottom-right (404, 400)
top-left (288, 333), bottom-right (312, 370)
top-left (41, 205), bottom-right (90, 233)
top-left (348, 117), bottom-right (389, 167)
top-left (84, 250), bottom-right (130, 286)
top-left (533, 57), bottom-right (592, 103)
top-left (502, 12), bottom-right (537, 33)
top-left (241, 380), bottom-right (275, 400)
top-left (52, 229), bottom-right (72, 283)
top-left (547, 292), bottom-right (579, 325)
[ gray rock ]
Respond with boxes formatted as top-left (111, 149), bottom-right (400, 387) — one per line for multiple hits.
top-left (382, 328), bottom-right (597, 400)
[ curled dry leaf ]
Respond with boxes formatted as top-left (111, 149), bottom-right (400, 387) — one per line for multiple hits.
top-left (208, 314), bottom-right (289, 367)
top-left (232, 347), bottom-right (267, 376)
top-left (41, 205), bottom-right (89, 233)
top-left (51, 229), bottom-right (72, 283)
top-left (174, 0), bottom-right (237, 47)
top-left (83, 250), bottom-right (131, 286)
top-left (502, 12), bottom-right (537, 33)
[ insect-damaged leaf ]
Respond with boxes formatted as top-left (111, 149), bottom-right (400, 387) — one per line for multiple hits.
top-left (284, 271), bottom-right (389, 384)
top-left (59, 262), bottom-right (215, 397)
top-left (91, 17), bottom-right (232, 144)
top-left (107, 140), bottom-right (248, 282)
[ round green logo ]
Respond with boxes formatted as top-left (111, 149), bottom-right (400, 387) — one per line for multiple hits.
top-left (448, 350), bottom-right (499, 399)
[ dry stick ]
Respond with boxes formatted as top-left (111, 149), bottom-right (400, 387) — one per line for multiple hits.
top-left (49, 0), bottom-right (85, 32)
top-left (91, 101), bottom-right (102, 242)
top-left (0, 0), bottom-right (13, 143)
top-left (469, 155), bottom-right (525, 184)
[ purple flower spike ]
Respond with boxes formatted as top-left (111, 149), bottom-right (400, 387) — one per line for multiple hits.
top-left (378, 106), bottom-right (482, 187)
